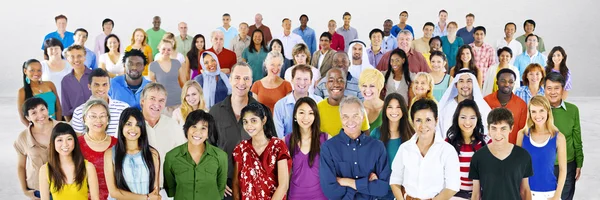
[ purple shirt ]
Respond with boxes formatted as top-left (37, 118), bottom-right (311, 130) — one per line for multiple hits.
top-left (61, 67), bottom-right (92, 117)
top-left (552, 69), bottom-right (572, 91)
top-left (285, 133), bottom-right (328, 200)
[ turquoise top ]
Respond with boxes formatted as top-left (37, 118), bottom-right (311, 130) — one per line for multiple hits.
top-left (369, 127), bottom-right (402, 199)
top-left (35, 91), bottom-right (57, 119)
top-left (242, 47), bottom-right (269, 82)
top-left (433, 74), bottom-right (450, 101)
top-left (441, 36), bottom-right (464, 69)
top-left (108, 146), bottom-right (150, 200)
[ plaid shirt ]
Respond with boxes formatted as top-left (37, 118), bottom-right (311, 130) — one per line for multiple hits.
top-left (470, 43), bottom-right (496, 81)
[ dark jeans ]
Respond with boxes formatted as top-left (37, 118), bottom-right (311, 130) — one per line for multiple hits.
top-left (554, 161), bottom-right (577, 200)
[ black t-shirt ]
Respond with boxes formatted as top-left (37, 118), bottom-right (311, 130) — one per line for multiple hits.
top-left (469, 145), bottom-right (533, 200)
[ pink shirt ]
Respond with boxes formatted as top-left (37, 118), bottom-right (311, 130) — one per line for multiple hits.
top-left (469, 43), bottom-right (496, 81)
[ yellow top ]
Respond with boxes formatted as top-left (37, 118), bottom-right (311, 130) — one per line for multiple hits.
top-left (47, 160), bottom-right (89, 200)
top-left (125, 45), bottom-right (153, 76)
top-left (318, 98), bottom-right (370, 137)
top-left (423, 52), bottom-right (432, 69)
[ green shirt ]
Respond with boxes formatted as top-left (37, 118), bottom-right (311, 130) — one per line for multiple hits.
top-left (552, 101), bottom-right (583, 168)
top-left (369, 112), bottom-right (383, 132)
top-left (146, 28), bottom-right (166, 57)
top-left (163, 142), bottom-right (228, 200)
top-left (515, 34), bottom-right (546, 53)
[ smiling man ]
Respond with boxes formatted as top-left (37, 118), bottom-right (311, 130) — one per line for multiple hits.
top-left (108, 49), bottom-right (151, 109)
top-left (61, 45), bottom-right (93, 121)
top-left (42, 14), bottom-right (74, 50)
top-left (63, 28), bottom-right (97, 70)
top-left (484, 68), bottom-right (527, 144)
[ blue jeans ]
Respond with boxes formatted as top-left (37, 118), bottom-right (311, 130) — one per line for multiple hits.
top-left (554, 161), bottom-right (576, 200)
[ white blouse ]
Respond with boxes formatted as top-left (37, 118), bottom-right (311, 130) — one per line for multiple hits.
top-left (41, 60), bottom-right (72, 96)
top-left (99, 53), bottom-right (124, 75)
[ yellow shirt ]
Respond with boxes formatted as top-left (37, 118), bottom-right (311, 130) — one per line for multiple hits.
top-left (125, 45), bottom-right (153, 76)
top-left (318, 98), bottom-right (370, 137)
top-left (423, 52), bottom-right (432, 69)
top-left (48, 160), bottom-right (90, 200)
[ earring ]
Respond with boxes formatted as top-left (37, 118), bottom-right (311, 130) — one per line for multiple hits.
top-left (25, 77), bottom-right (31, 84)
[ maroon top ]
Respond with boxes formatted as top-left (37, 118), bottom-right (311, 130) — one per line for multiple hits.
top-left (375, 48), bottom-right (431, 73)
top-left (78, 135), bottom-right (118, 200)
top-left (248, 24), bottom-right (273, 43)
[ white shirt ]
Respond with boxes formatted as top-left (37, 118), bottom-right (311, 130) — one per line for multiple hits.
top-left (154, 52), bottom-right (186, 65)
top-left (437, 99), bottom-right (458, 139)
top-left (390, 134), bottom-right (461, 199)
top-left (276, 32), bottom-right (305, 59)
top-left (146, 114), bottom-right (187, 186)
top-left (284, 65), bottom-right (321, 95)
top-left (318, 51), bottom-right (327, 71)
top-left (495, 38), bottom-right (523, 65)
top-left (348, 64), bottom-right (375, 80)
top-left (41, 60), bottom-right (72, 96)
top-left (99, 53), bottom-right (124, 75)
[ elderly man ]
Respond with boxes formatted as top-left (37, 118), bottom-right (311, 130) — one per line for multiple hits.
top-left (109, 49), bottom-right (151, 109)
top-left (376, 30), bottom-right (431, 73)
top-left (276, 18), bottom-right (305, 60)
top-left (206, 30), bottom-right (237, 74)
top-left (228, 22), bottom-right (251, 62)
top-left (42, 14), bottom-right (74, 50)
top-left (146, 16), bottom-right (166, 57)
top-left (319, 96), bottom-right (390, 199)
top-left (315, 52), bottom-right (363, 100)
top-left (248, 13), bottom-right (273, 43)
top-left (217, 13), bottom-right (238, 49)
top-left (176, 22), bottom-right (193, 55)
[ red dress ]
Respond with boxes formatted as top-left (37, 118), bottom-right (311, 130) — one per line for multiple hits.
top-left (78, 135), bottom-right (118, 200)
top-left (233, 137), bottom-right (291, 200)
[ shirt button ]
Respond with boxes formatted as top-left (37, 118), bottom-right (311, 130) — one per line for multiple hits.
top-left (353, 148), bottom-right (356, 151)
top-left (354, 162), bottom-right (357, 164)
top-left (356, 176), bottom-right (359, 178)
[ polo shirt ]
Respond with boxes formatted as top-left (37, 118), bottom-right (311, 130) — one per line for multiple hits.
top-left (204, 48), bottom-right (237, 72)
top-left (61, 67), bottom-right (92, 117)
top-left (484, 92), bottom-right (528, 144)
top-left (515, 34), bottom-right (546, 53)
top-left (336, 26), bottom-right (359, 52)
top-left (217, 26), bottom-right (238, 49)
top-left (273, 92), bottom-right (323, 138)
top-left (552, 101), bottom-right (583, 167)
top-left (108, 75), bottom-right (151, 110)
top-left (514, 51), bottom-right (547, 76)
top-left (70, 97), bottom-right (129, 137)
top-left (41, 31), bottom-right (74, 50)
top-left (13, 120), bottom-right (59, 190)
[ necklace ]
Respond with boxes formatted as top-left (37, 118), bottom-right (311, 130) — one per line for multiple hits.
top-left (86, 133), bottom-right (108, 143)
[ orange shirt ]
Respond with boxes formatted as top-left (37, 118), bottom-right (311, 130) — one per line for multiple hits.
top-left (484, 92), bottom-right (528, 144)
top-left (251, 80), bottom-right (292, 112)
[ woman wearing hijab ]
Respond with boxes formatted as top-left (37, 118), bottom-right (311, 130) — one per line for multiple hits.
top-left (193, 51), bottom-right (232, 109)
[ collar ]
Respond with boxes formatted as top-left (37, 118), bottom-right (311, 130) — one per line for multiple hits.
top-left (69, 67), bottom-right (92, 76)
top-left (219, 94), bottom-right (258, 109)
top-left (178, 142), bottom-right (217, 157)
top-left (368, 47), bottom-right (383, 55)
top-left (337, 129), bottom-right (367, 145)
top-left (407, 132), bottom-right (443, 146)
top-left (346, 71), bottom-right (353, 80)
top-left (553, 100), bottom-right (567, 111)
top-left (26, 120), bottom-right (59, 148)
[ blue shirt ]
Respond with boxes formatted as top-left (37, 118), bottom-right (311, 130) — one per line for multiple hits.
top-left (515, 86), bottom-right (545, 105)
top-left (457, 27), bottom-right (475, 45)
top-left (319, 131), bottom-right (391, 199)
top-left (108, 75), bottom-right (151, 109)
top-left (41, 31), bottom-right (74, 50)
top-left (382, 35), bottom-right (398, 52)
top-left (217, 26), bottom-right (238, 50)
top-left (433, 23), bottom-right (448, 37)
top-left (367, 47), bottom-right (387, 67)
top-left (63, 47), bottom-right (98, 70)
top-left (390, 24), bottom-right (414, 38)
top-left (514, 51), bottom-right (547, 76)
top-left (273, 92), bottom-right (323, 138)
top-left (293, 26), bottom-right (317, 55)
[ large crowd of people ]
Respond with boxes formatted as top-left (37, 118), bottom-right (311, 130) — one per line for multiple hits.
top-left (15, 10), bottom-right (582, 200)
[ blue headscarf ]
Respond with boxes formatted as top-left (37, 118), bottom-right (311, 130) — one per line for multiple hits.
top-left (200, 51), bottom-right (232, 109)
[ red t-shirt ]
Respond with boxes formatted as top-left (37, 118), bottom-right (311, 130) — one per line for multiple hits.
top-left (78, 135), bottom-right (118, 200)
top-left (202, 48), bottom-right (237, 72)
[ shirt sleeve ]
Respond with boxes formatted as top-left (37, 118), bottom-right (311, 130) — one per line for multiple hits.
top-left (389, 146), bottom-right (405, 185)
top-left (70, 107), bottom-right (85, 133)
top-left (524, 149), bottom-right (534, 178)
top-left (217, 150), bottom-right (228, 197)
top-left (314, 80), bottom-right (325, 98)
top-left (273, 101), bottom-right (286, 138)
top-left (319, 143), bottom-right (356, 200)
top-left (275, 139), bottom-right (291, 161)
top-left (468, 151), bottom-right (480, 180)
top-left (163, 153), bottom-right (177, 197)
top-left (310, 32), bottom-right (317, 54)
top-left (564, 71), bottom-right (572, 91)
top-left (355, 143), bottom-right (390, 197)
top-left (572, 105), bottom-right (583, 168)
top-left (338, 36), bottom-right (346, 52)
top-left (443, 145), bottom-right (461, 192)
top-left (90, 54), bottom-right (98, 70)
top-left (61, 79), bottom-right (73, 117)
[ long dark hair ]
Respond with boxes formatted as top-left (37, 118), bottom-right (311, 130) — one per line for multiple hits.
top-left (48, 123), bottom-right (87, 192)
top-left (453, 45), bottom-right (478, 77)
top-left (288, 97), bottom-right (321, 167)
top-left (380, 93), bottom-right (415, 146)
top-left (22, 59), bottom-right (42, 99)
top-left (385, 48), bottom-right (412, 86)
top-left (269, 39), bottom-right (286, 57)
top-left (187, 34), bottom-right (206, 71)
top-left (249, 29), bottom-right (268, 53)
top-left (240, 102), bottom-right (276, 139)
top-left (113, 108), bottom-right (155, 192)
top-left (446, 99), bottom-right (486, 154)
top-left (545, 46), bottom-right (569, 80)
top-left (183, 109), bottom-right (219, 146)
top-left (103, 34), bottom-right (121, 53)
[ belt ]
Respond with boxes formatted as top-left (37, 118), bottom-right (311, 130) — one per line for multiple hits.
top-left (405, 195), bottom-right (422, 200)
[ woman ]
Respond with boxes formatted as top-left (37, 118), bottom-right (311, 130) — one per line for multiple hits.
top-left (99, 34), bottom-right (124, 77)
top-left (445, 99), bottom-right (490, 199)
top-left (232, 103), bottom-right (291, 200)
top-left (104, 108), bottom-right (161, 200)
top-left (269, 39), bottom-right (292, 78)
top-left (242, 29), bottom-right (269, 82)
top-left (284, 44), bottom-right (321, 94)
top-left (370, 93), bottom-right (415, 199)
top-left (410, 72), bottom-right (436, 107)
top-left (154, 32), bottom-right (187, 65)
top-left (251, 51), bottom-right (293, 112)
top-left (19, 59), bottom-right (62, 125)
top-left (15, 98), bottom-right (60, 199)
top-left (382, 48), bottom-right (414, 103)
top-left (193, 51), bottom-right (232, 109)
top-left (285, 97), bottom-right (328, 200)
top-left (148, 39), bottom-right (186, 116)
top-left (449, 45), bottom-right (483, 88)
top-left (423, 36), bottom-right (443, 67)
top-left (359, 68), bottom-right (385, 132)
top-left (430, 51), bottom-right (451, 101)
top-left (482, 47), bottom-right (521, 96)
top-left (515, 63), bottom-right (546, 105)
top-left (441, 22), bottom-right (464, 69)
top-left (390, 99), bottom-right (460, 200)
top-left (39, 123), bottom-right (100, 200)
top-left (125, 28), bottom-right (153, 76)
top-left (41, 38), bottom-right (72, 96)
top-left (78, 99), bottom-right (118, 200)
top-left (172, 80), bottom-right (206, 125)
top-left (546, 46), bottom-right (571, 100)
top-left (516, 95), bottom-right (567, 200)
top-left (188, 34), bottom-right (206, 79)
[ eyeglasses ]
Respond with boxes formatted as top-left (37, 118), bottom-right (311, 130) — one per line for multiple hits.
top-left (87, 115), bottom-right (108, 121)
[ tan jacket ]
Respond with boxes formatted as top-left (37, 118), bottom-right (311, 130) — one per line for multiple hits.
top-left (311, 49), bottom-right (335, 78)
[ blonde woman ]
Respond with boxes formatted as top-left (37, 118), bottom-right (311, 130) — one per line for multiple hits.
top-left (358, 68), bottom-right (385, 132)
top-left (125, 28), bottom-right (153, 76)
top-left (284, 44), bottom-right (320, 94)
top-left (154, 32), bottom-right (188, 70)
top-left (410, 72), bottom-right (436, 107)
top-left (148, 39), bottom-right (186, 116)
top-left (172, 80), bottom-right (207, 125)
top-left (516, 95), bottom-right (567, 200)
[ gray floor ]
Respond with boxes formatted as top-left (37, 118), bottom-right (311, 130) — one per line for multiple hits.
top-left (0, 97), bottom-right (597, 199)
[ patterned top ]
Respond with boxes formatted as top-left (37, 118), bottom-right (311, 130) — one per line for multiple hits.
top-left (515, 86), bottom-right (545, 105)
top-left (78, 136), bottom-right (118, 200)
top-left (445, 137), bottom-right (491, 191)
top-left (232, 137), bottom-right (291, 200)
top-left (469, 43), bottom-right (496, 81)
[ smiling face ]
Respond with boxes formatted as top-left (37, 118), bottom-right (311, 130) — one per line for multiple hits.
top-left (282, 19), bottom-right (292, 31)
top-left (466, 16), bottom-right (474, 26)
top-left (474, 30), bottom-right (485, 44)
top-left (103, 21), bottom-right (113, 33)
top-left (292, 70), bottom-right (311, 94)
top-left (385, 98), bottom-right (403, 122)
top-left (84, 104), bottom-right (109, 133)
top-left (439, 12), bottom-right (448, 23)
top-left (390, 53), bottom-right (405, 72)
top-left (504, 24), bottom-right (516, 38)
top-left (529, 104), bottom-right (548, 128)
top-left (397, 33), bottom-right (412, 52)
top-left (54, 134), bottom-right (75, 156)
top-left (229, 65), bottom-right (252, 97)
top-left (412, 75), bottom-right (430, 97)
top-left (360, 81), bottom-right (379, 100)
top-left (271, 42), bottom-right (282, 53)
top-left (423, 25), bottom-right (434, 38)
top-left (24, 62), bottom-right (43, 82)
top-left (352, 43), bottom-right (363, 61)
top-left (159, 42), bottom-right (173, 58)
top-left (412, 108), bottom-right (437, 137)
top-left (489, 121), bottom-right (511, 144)
top-left (328, 21), bottom-right (337, 32)
top-left (185, 86), bottom-right (200, 107)
top-left (497, 72), bottom-right (515, 94)
top-left (212, 32), bottom-right (225, 50)
top-left (429, 39), bottom-right (441, 51)
top-left (203, 54), bottom-right (217, 72)
top-left (89, 76), bottom-right (110, 99)
top-left (187, 120), bottom-right (209, 146)
top-left (552, 51), bottom-right (564, 66)
top-left (524, 22), bottom-right (535, 34)
top-left (294, 53), bottom-right (308, 65)
top-left (178, 22), bottom-right (188, 35)
top-left (544, 80), bottom-right (563, 107)
top-left (383, 21), bottom-right (393, 34)
top-left (74, 31), bottom-right (88, 46)
top-left (26, 104), bottom-right (49, 125)
top-left (222, 16), bottom-right (231, 26)
top-left (430, 55), bottom-right (446, 72)
top-left (134, 31), bottom-right (145, 44)
top-left (107, 37), bottom-right (120, 52)
top-left (499, 51), bottom-right (512, 65)
top-left (195, 37), bottom-right (205, 51)
top-left (319, 36), bottom-right (331, 50)
top-left (526, 36), bottom-right (538, 50)
top-left (447, 23), bottom-right (458, 35)
top-left (370, 32), bottom-right (383, 47)
top-left (239, 24), bottom-right (249, 36)
top-left (456, 74), bottom-right (474, 99)
top-left (326, 69), bottom-right (346, 101)
top-left (252, 31), bottom-right (263, 45)
top-left (343, 15), bottom-right (351, 26)
top-left (460, 48), bottom-right (472, 63)
top-left (526, 69), bottom-right (543, 86)
top-left (56, 18), bottom-right (67, 32)
top-left (66, 49), bottom-right (86, 69)
top-left (141, 90), bottom-right (166, 119)
top-left (295, 103), bottom-right (315, 130)
top-left (242, 112), bottom-right (265, 137)
top-left (122, 116), bottom-right (141, 141)
top-left (47, 46), bottom-right (62, 58)
top-left (125, 56), bottom-right (144, 80)
top-left (458, 107), bottom-right (477, 135)
top-left (266, 56), bottom-right (282, 76)
top-left (152, 17), bottom-right (161, 29)
top-left (340, 102), bottom-right (363, 135)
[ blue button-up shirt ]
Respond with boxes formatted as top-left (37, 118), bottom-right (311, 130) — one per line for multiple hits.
top-left (515, 86), bottom-right (545, 105)
top-left (433, 23), bottom-right (448, 37)
top-left (63, 47), bottom-right (98, 70)
top-left (108, 75), bottom-right (151, 109)
top-left (320, 131), bottom-right (391, 199)
top-left (42, 31), bottom-right (74, 50)
top-left (367, 47), bottom-right (387, 67)
top-left (273, 92), bottom-right (323, 138)
top-left (314, 72), bottom-right (363, 101)
top-left (514, 51), bottom-right (547, 76)
top-left (293, 26), bottom-right (317, 55)
top-left (382, 35), bottom-right (398, 53)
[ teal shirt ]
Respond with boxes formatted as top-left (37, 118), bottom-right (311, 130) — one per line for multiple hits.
top-left (242, 47), bottom-right (269, 82)
top-left (370, 128), bottom-right (402, 168)
top-left (35, 91), bottom-right (57, 119)
top-left (433, 74), bottom-right (450, 101)
top-left (146, 28), bottom-right (166, 57)
top-left (369, 113), bottom-right (383, 132)
top-left (441, 36), bottom-right (464, 69)
top-left (552, 101), bottom-right (583, 168)
top-left (163, 142), bottom-right (228, 200)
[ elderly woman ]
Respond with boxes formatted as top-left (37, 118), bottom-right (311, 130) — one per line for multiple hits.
top-left (515, 63), bottom-right (545, 105)
top-left (410, 72), bottom-right (437, 107)
top-left (269, 39), bottom-right (292, 78)
top-left (251, 51), bottom-right (293, 112)
top-left (359, 68), bottom-right (386, 132)
top-left (284, 43), bottom-right (321, 94)
top-left (193, 51), bottom-right (232, 109)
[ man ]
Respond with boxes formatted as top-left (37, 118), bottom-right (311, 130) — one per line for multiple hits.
top-left (229, 22), bottom-right (251, 62)
top-left (483, 69), bottom-right (527, 144)
top-left (311, 32), bottom-right (336, 77)
top-left (495, 22), bottom-right (522, 65)
top-left (217, 13), bottom-right (238, 49)
top-left (376, 30), bottom-right (431, 73)
top-left (210, 62), bottom-right (258, 200)
top-left (437, 70), bottom-right (491, 137)
top-left (336, 12), bottom-right (359, 52)
top-left (146, 16), bottom-right (166, 57)
top-left (61, 45), bottom-right (92, 121)
top-left (382, 19), bottom-right (398, 52)
top-left (514, 34), bottom-right (547, 76)
top-left (391, 11), bottom-right (414, 38)
top-left (348, 40), bottom-right (375, 79)
top-left (93, 18), bottom-right (115, 58)
top-left (70, 69), bottom-right (129, 137)
top-left (274, 64), bottom-right (323, 137)
top-left (42, 14), bottom-right (74, 50)
top-left (319, 96), bottom-right (390, 199)
top-left (516, 19), bottom-right (546, 53)
top-left (315, 52), bottom-right (363, 100)
top-left (276, 18), bottom-right (305, 60)
top-left (206, 30), bottom-right (237, 74)
top-left (469, 26), bottom-right (496, 81)
top-left (293, 14), bottom-right (317, 55)
top-left (63, 28), bottom-right (97, 70)
top-left (109, 49), bottom-right (151, 109)
top-left (367, 29), bottom-right (387, 67)
top-left (141, 83), bottom-right (186, 199)
top-left (175, 22), bottom-right (193, 55)
top-left (457, 13), bottom-right (476, 44)
top-left (248, 13), bottom-right (273, 43)
top-left (545, 72), bottom-right (583, 200)
top-left (327, 20), bottom-right (345, 52)
top-left (469, 107), bottom-right (533, 200)
top-left (433, 10), bottom-right (448, 37)
top-left (412, 22), bottom-right (435, 53)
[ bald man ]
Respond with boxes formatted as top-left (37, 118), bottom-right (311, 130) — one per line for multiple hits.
top-left (248, 13), bottom-right (273, 43)
top-left (176, 22), bottom-right (193, 55)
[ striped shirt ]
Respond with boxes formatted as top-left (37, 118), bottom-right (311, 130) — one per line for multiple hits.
top-left (447, 137), bottom-right (491, 191)
top-left (70, 97), bottom-right (130, 137)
